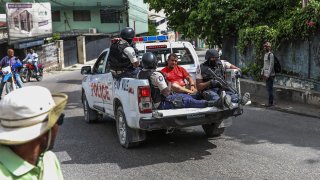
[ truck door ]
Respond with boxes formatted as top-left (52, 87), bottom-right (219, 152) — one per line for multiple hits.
top-left (88, 51), bottom-right (108, 112)
top-left (101, 52), bottom-right (114, 115)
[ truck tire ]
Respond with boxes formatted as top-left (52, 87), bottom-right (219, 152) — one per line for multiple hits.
top-left (202, 123), bottom-right (225, 137)
top-left (116, 106), bottom-right (142, 148)
top-left (82, 92), bottom-right (98, 123)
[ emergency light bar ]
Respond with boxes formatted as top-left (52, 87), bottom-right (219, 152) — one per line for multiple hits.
top-left (146, 45), bottom-right (167, 49)
top-left (133, 35), bottom-right (168, 43)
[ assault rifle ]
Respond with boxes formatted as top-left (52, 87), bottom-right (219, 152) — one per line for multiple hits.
top-left (207, 68), bottom-right (238, 94)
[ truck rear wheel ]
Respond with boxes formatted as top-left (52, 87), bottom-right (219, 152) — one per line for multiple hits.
top-left (116, 106), bottom-right (144, 148)
top-left (202, 123), bottom-right (225, 137)
top-left (82, 92), bottom-right (98, 123)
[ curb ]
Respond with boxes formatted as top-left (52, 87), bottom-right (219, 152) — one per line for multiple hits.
top-left (249, 101), bottom-right (320, 119)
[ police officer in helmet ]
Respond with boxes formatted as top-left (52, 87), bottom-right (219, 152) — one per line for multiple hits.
top-left (196, 49), bottom-right (250, 108)
top-left (108, 27), bottom-right (140, 78)
top-left (138, 52), bottom-right (218, 110)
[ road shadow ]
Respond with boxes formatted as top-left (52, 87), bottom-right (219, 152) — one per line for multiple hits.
top-left (223, 107), bottom-right (320, 164)
top-left (56, 79), bottom-right (82, 85)
top-left (59, 89), bottom-right (83, 110)
top-left (54, 116), bottom-right (217, 169)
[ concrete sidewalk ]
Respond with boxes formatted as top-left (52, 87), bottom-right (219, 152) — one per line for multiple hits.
top-left (62, 59), bottom-right (96, 71)
top-left (61, 59), bottom-right (320, 119)
top-left (241, 79), bottom-right (320, 119)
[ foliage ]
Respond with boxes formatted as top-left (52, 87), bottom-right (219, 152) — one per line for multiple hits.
top-left (238, 26), bottom-right (278, 66)
top-left (144, 0), bottom-right (300, 46)
top-left (276, 0), bottom-right (320, 41)
top-left (241, 62), bottom-right (263, 81)
top-left (52, 33), bottom-right (60, 41)
top-left (145, 0), bottom-right (320, 80)
top-left (146, 22), bottom-right (158, 36)
top-left (45, 33), bottom-right (60, 44)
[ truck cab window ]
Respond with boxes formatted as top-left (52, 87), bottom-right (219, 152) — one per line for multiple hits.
top-left (92, 51), bottom-right (107, 74)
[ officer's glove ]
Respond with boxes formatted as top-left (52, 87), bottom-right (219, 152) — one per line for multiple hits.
top-left (210, 79), bottom-right (222, 88)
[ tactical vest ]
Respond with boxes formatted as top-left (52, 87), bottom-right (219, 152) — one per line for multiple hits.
top-left (138, 70), bottom-right (167, 105)
top-left (200, 60), bottom-right (225, 83)
top-left (108, 39), bottom-right (132, 71)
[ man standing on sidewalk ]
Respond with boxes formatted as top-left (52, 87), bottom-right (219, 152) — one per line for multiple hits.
top-left (262, 42), bottom-right (275, 107)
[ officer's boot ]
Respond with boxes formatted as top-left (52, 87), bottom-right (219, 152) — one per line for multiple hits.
top-left (221, 91), bottom-right (233, 109)
top-left (241, 92), bottom-right (250, 105)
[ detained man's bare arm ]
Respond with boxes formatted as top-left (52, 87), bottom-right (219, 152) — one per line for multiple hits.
top-left (196, 79), bottom-right (211, 91)
top-left (171, 83), bottom-right (194, 94)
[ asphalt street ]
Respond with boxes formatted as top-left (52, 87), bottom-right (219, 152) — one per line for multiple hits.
top-left (24, 70), bottom-right (320, 180)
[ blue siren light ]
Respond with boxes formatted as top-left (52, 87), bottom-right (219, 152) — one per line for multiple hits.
top-left (157, 35), bottom-right (168, 41)
top-left (142, 35), bottom-right (169, 42)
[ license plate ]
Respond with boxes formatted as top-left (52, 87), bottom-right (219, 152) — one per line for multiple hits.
top-left (187, 114), bottom-right (205, 119)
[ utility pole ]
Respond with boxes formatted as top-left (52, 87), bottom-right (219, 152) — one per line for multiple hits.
top-left (302, 0), bottom-right (308, 8)
top-left (124, 0), bottom-right (129, 27)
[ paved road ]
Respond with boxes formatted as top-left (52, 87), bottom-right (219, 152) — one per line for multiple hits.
top-left (26, 70), bottom-right (320, 180)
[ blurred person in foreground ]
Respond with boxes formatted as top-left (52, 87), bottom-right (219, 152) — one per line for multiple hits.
top-left (0, 86), bottom-right (68, 180)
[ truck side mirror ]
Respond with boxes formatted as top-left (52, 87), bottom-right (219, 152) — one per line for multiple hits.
top-left (81, 66), bottom-right (91, 75)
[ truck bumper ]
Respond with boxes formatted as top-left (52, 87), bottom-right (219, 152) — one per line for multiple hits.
top-left (139, 107), bottom-right (242, 130)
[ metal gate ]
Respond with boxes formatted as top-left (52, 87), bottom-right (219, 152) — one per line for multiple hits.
top-left (63, 39), bottom-right (78, 67)
top-left (85, 36), bottom-right (110, 61)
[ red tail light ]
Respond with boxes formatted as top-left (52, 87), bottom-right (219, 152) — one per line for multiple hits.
top-left (140, 87), bottom-right (150, 97)
top-left (138, 86), bottom-right (152, 113)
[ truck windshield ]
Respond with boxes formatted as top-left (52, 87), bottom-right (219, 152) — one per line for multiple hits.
top-left (138, 48), bottom-right (194, 68)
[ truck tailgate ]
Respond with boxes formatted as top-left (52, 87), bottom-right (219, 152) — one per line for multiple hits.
top-left (139, 105), bottom-right (242, 130)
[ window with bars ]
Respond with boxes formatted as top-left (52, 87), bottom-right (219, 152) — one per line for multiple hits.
top-left (52, 10), bottom-right (60, 22)
top-left (73, 10), bottom-right (91, 21)
top-left (100, 9), bottom-right (122, 23)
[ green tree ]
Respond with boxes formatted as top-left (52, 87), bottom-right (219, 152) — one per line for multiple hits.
top-left (147, 21), bottom-right (158, 36)
top-left (145, 0), bottom-right (299, 45)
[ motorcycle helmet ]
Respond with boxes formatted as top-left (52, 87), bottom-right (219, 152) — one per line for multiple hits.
top-left (120, 27), bottom-right (135, 40)
top-left (142, 52), bottom-right (158, 69)
top-left (205, 49), bottom-right (219, 60)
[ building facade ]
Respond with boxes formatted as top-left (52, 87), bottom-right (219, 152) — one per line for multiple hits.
top-left (0, 0), bottom-right (149, 68)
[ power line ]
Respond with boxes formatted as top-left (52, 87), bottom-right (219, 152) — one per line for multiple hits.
top-left (128, 2), bottom-right (149, 14)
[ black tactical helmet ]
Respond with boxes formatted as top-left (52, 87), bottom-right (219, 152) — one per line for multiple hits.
top-left (120, 27), bottom-right (135, 40)
top-left (205, 49), bottom-right (219, 60)
top-left (142, 52), bottom-right (158, 69)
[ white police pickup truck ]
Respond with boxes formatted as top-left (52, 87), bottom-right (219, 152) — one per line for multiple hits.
top-left (81, 35), bottom-right (245, 148)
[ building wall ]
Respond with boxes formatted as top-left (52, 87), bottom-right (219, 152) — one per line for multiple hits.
top-left (128, 0), bottom-right (148, 35)
top-left (224, 34), bottom-right (320, 91)
top-left (51, 7), bottom-right (126, 34)
top-left (0, 0), bottom-right (149, 35)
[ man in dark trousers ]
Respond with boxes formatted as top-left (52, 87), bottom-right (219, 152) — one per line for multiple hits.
top-left (262, 42), bottom-right (275, 107)
top-left (108, 27), bottom-right (140, 78)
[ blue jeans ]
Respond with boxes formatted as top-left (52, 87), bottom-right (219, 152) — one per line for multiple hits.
top-left (32, 61), bottom-right (39, 73)
top-left (0, 73), bottom-right (23, 96)
top-left (202, 88), bottom-right (239, 103)
top-left (158, 93), bottom-right (208, 109)
top-left (266, 76), bottom-right (274, 105)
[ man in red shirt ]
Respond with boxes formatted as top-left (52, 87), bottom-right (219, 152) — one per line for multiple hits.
top-left (161, 53), bottom-right (197, 94)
